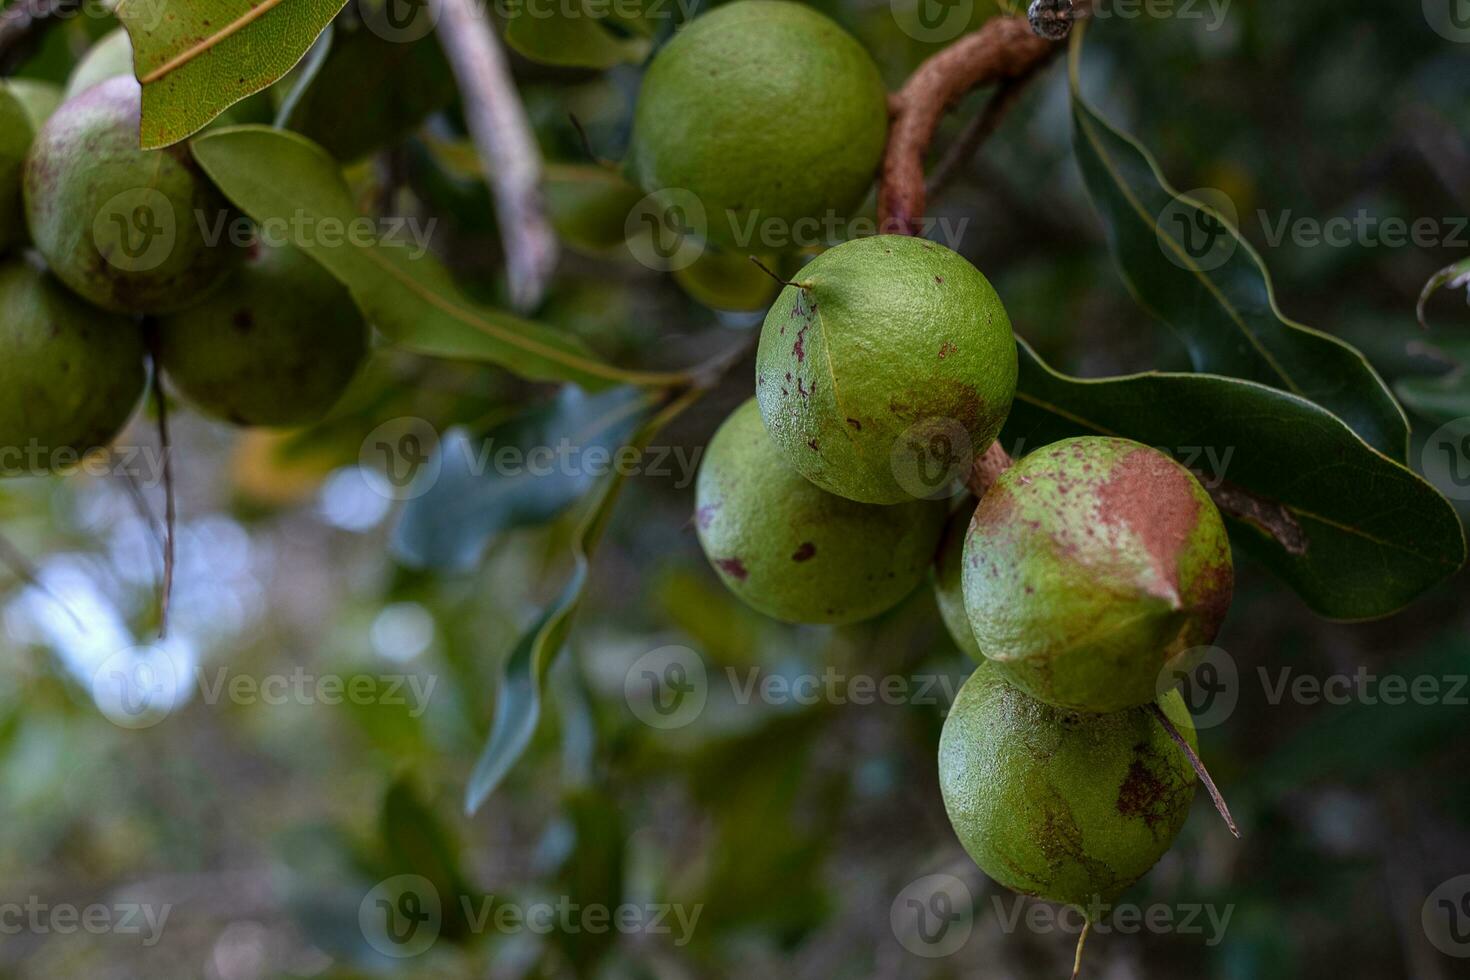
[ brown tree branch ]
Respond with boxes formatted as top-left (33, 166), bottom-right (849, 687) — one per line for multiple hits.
top-left (431, 0), bottom-right (559, 313)
top-left (878, 16), bottom-right (1062, 235)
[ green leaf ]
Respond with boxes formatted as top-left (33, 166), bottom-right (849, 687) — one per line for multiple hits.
top-left (392, 385), bottom-right (654, 571)
top-left (1417, 256), bottom-right (1470, 328)
top-left (279, 16), bottom-right (456, 163)
top-left (544, 163), bottom-right (647, 255)
top-left (1005, 341), bottom-right (1466, 620)
top-left (190, 126), bottom-right (682, 389)
top-left (1068, 27), bottom-right (1409, 461)
top-left (379, 777), bottom-right (477, 941)
top-left (117, 0), bottom-right (349, 148)
top-left (501, 0), bottom-right (653, 68)
top-left (548, 789), bottom-right (626, 971)
top-left (464, 390), bottom-right (697, 814)
top-left (1395, 369), bottom-right (1470, 424)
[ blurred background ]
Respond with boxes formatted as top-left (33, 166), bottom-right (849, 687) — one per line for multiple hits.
top-left (2, 0), bottom-right (1470, 977)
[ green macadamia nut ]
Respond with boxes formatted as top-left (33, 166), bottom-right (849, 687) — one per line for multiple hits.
top-left (156, 239), bottom-right (368, 428)
top-left (963, 436), bottom-right (1233, 714)
top-left (695, 398), bottom-right (946, 625)
top-left (933, 503), bottom-right (982, 660)
top-left (939, 661), bottom-right (1198, 911)
top-left (0, 258), bottom-right (146, 476)
top-left (756, 235), bottom-right (1017, 504)
top-left (630, 0), bottom-right (888, 250)
top-left (24, 75), bottom-right (240, 314)
top-left (0, 80), bottom-right (62, 255)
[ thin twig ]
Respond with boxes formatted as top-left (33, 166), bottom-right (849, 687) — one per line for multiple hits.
top-left (146, 343), bottom-right (176, 639)
top-left (1071, 919), bottom-right (1091, 979)
top-left (431, 0), bottom-right (558, 312)
top-left (1149, 702), bottom-right (1240, 839)
top-left (0, 0), bottom-right (81, 75)
top-left (0, 530), bottom-right (86, 632)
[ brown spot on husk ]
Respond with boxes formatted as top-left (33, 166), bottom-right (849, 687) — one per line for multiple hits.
top-left (714, 557), bottom-right (748, 580)
top-left (1097, 449), bottom-right (1201, 592)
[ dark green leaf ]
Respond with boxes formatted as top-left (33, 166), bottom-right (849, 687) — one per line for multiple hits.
top-left (544, 164), bottom-right (647, 255)
top-left (501, 0), bottom-right (653, 69)
top-left (1068, 28), bottom-right (1409, 460)
top-left (1395, 369), bottom-right (1470, 424)
top-left (379, 777), bottom-right (476, 940)
top-left (392, 385), bottom-right (654, 571)
top-left (191, 126), bottom-right (682, 389)
top-left (118, 0), bottom-right (348, 148)
top-left (280, 17), bottom-right (456, 163)
top-left (464, 391), bottom-right (697, 814)
top-left (1005, 341), bottom-right (1466, 620)
top-left (548, 789), bottom-right (626, 971)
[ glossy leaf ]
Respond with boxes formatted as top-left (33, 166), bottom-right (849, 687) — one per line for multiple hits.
top-left (464, 391), bottom-right (696, 814)
top-left (1005, 342), bottom-right (1466, 620)
top-left (117, 0), bottom-right (348, 148)
top-left (501, 0), bottom-right (653, 68)
top-left (1068, 27), bottom-right (1409, 460)
top-left (392, 385), bottom-right (654, 571)
top-left (191, 126), bottom-right (682, 389)
top-left (1394, 372), bottom-right (1470, 424)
